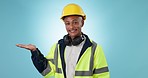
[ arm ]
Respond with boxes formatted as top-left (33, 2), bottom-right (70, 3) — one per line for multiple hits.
top-left (93, 45), bottom-right (110, 78)
top-left (31, 48), bottom-right (50, 75)
top-left (16, 44), bottom-right (55, 76)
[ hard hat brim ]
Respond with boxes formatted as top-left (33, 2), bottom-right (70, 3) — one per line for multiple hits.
top-left (61, 14), bottom-right (86, 20)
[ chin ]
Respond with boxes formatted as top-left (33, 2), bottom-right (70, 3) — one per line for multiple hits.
top-left (69, 34), bottom-right (79, 38)
top-left (69, 35), bottom-right (76, 38)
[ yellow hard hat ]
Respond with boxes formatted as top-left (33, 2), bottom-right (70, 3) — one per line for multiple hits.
top-left (61, 3), bottom-right (86, 20)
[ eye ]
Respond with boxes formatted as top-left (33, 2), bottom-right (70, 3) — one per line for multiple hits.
top-left (73, 21), bottom-right (78, 25)
top-left (65, 22), bottom-right (70, 25)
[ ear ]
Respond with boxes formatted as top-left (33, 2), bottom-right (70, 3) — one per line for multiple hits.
top-left (81, 19), bottom-right (84, 27)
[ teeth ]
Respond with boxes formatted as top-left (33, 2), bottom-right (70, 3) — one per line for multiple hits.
top-left (71, 30), bottom-right (75, 32)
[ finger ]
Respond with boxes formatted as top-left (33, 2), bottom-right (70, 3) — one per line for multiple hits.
top-left (16, 44), bottom-right (26, 48)
top-left (16, 44), bottom-right (21, 47)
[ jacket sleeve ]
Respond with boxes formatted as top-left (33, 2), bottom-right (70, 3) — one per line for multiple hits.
top-left (93, 45), bottom-right (110, 78)
top-left (31, 44), bottom-right (56, 77)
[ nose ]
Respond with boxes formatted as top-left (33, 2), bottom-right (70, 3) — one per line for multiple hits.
top-left (69, 23), bottom-right (74, 29)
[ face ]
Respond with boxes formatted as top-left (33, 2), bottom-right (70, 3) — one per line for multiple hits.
top-left (63, 16), bottom-right (84, 39)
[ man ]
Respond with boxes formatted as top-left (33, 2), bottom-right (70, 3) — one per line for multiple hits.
top-left (16, 3), bottom-right (110, 78)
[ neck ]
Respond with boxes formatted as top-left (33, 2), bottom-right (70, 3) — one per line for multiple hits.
top-left (71, 33), bottom-right (82, 40)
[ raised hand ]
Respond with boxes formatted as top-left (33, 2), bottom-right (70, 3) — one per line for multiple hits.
top-left (16, 44), bottom-right (36, 51)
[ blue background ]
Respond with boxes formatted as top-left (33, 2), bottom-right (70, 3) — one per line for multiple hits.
top-left (0, 0), bottom-right (148, 78)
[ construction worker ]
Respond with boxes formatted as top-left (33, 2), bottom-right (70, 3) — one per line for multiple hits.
top-left (16, 3), bottom-right (110, 78)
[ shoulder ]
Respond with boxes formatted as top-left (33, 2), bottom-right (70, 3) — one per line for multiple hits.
top-left (90, 40), bottom-right (103, 52)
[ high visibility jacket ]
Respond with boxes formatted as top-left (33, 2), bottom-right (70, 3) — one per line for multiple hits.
top-left (31, 34), bottom-right (110, 78)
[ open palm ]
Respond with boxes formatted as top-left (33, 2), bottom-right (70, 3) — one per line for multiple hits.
top-left (16, 44), bottom-right (36, 51)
